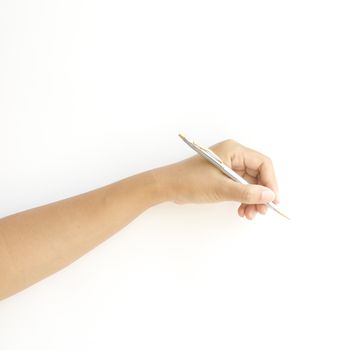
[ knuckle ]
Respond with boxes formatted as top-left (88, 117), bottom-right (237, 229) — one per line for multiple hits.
top-left (221, 139), bottom-right (239, 152)
top-left (259, 153), bottom-right (273, 166)
top-left (264, 155), bottom-right (272, 163)
top-left (224, 138), bottom-right (236, 146)
top-left (242, 187), bottom-right (255, 203)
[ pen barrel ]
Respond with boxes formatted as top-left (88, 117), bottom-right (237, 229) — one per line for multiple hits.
top-left (220, 163), bottom-right (249, 185)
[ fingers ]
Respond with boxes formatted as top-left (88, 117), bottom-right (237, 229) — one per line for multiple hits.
top-left (244, 149), bottom-right (280, 204)
top-left (238, 203), bottom-right (246, 217)
top-left (256, 204), bottom-right (268, 215)
top-left (241, 173), bottom-right (258, 185)
top-left (245, 205), bottom-right (257, 219)
top-left (238, 203), bottom-right (268, 219)
top-left (258, 158), bottom-right (280, 204)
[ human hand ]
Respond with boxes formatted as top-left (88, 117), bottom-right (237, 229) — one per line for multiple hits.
top-left (157, 138), bottom-right (280, 220)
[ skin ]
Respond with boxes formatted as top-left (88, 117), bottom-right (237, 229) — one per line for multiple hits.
top-left (0, 138), bottom-right (279, 300)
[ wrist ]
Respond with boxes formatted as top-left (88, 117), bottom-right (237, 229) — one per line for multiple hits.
top-left (149, 165), bottom-right (177, 204)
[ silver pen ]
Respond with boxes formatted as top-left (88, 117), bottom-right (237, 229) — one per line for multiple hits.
top-left (178, 133), bottom-right (290, 220)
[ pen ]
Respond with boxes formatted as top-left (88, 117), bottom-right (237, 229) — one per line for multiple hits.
top-left (178, 133), bottom-right (290, 220)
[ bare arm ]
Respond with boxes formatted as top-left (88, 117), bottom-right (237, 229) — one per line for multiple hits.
top-left (0, 139), bottom-right (280, 300)
top-left (0, 169), bottom-right (168, 300)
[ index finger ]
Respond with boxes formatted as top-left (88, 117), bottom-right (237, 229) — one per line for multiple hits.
top-left (245, 150), bottom-right (280, 203)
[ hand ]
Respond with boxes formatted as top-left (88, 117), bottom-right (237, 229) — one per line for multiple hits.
top-left (157, 138), bottom-right (280, 220)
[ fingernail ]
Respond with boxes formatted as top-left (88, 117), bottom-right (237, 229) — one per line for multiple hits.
top-left (261, 189), bottom-right (275, 202)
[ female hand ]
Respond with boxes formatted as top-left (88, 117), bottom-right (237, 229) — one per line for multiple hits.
top-left (157, 138), bottom-right (280, 220)
top-left (0, 137), bottom-right (280, 299)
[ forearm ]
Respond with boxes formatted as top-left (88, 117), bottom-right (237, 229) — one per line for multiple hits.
top-left (0, 168), bottom-right (170, 300)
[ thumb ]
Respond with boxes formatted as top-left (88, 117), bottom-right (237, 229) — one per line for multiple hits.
top-left (228, 182), bottom-right (276, 204)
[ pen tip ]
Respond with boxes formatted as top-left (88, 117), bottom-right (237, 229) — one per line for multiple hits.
top-left (281, 212), bottom-right (291, 220)
top-left (178, 133), bottom-right (186, 139)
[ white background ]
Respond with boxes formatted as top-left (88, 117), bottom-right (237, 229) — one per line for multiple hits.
top-left (1, 0), bottom-right (349, 349)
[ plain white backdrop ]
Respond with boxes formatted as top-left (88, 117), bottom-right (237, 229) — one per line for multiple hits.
top-left (1, 0), bottom-right (349, 349)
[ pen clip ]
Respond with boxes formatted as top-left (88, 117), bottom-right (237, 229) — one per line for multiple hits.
top-left (192, 141), bottom-right (224, 165)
